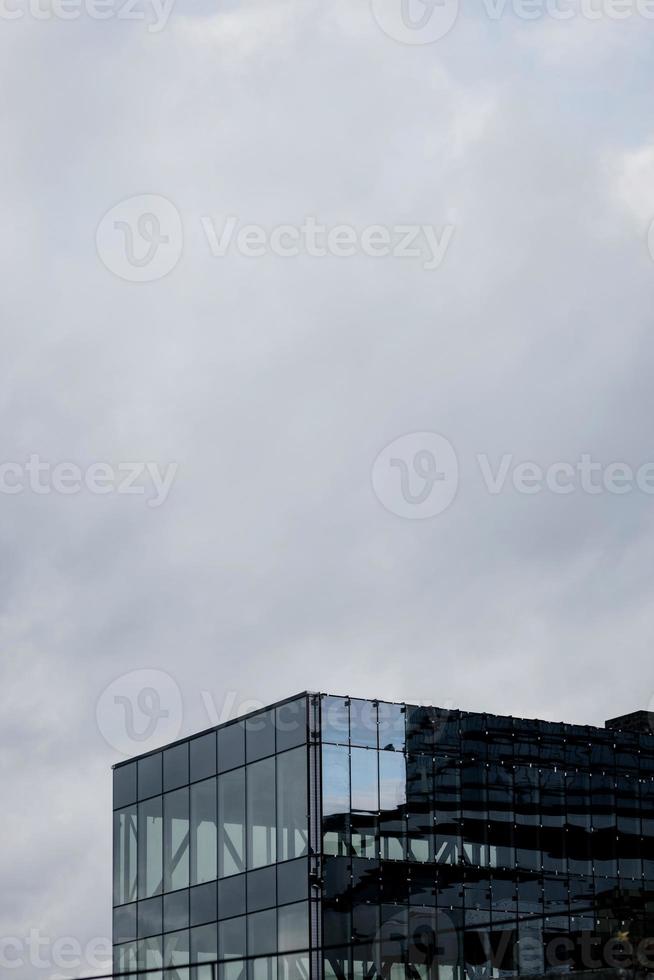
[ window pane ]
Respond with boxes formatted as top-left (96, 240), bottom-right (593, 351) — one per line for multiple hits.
top-left (218, 723), bottom-right (245, 773)
top-left (322, 745), bottom-right (350, 815)
top-left (276, 698), bottom-right (307, 753)
top-left (350, 699), bottom-right (378, 749)
top-left (114, 904), bottom-right (137, 944)
top-left (219, 769), bottom-right (246, 878)
top-left (164, 929), bottom-right (190, 966)
top-left (351, 748), bottom-right (379, 812)
top-left (278, 902), bottom-right (309, 953)
top-left (139, 797), bottom-right (163, 898)
top-left (164, 744), bottom-right (190, 792)
top-left (277, 859), bottom-right (308, 906)
top-left (191, 734), bottom-right (217, 783)
top-left (321, 697), bottom-right (349, 745)
top-left (190, 882), bottom-right (217, 927)
top-left (190, 922), bottom-right (217, 966)
top-left (247, 909), bottom-right (276, 956)
top-left (247, 865), bottom-right (277, 912)
top-left (164, 890), bottom-right (189, 932)
top-left (277, 747), bottom-right (308, 862)
top-left (247, 757), bottom-right (276, 869)
top-left (246, 710), bottom-right (276, 763)
top-left (191, 779), bottom-right (217, 885)
top-left (138, 897), bottom-right (163, 938)
top-left (377, 704), bottom-right (406, 752)
top-left (115, 764), bottom-right (137, 809)
top-left (379, 751), bottom-right (406, 812)
top-left (218, 874), bottom-right (246, 919)
top-left (139, 754), bottom-right (163, 800)
top-left (219, 916), bottom-right (246, 959)
top-left (114, 805), bottom-right (138, 906)
top-left (165, 789), bottom-right (190, 892)
top-left (138, 935), bottom-right (163, 973)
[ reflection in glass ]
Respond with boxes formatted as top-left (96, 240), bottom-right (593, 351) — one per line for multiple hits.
top-left (277, 747), bottom-right (308, 862)
top-left (114, 806), bottom-right (138, 906)
top-left (247, 757), bottom-right (276, 869)
top-left (164, 788), bottom-right (190, 892)
top-left (191, 779), bottom-right (217, 885)
top-left (350, 699), bottom-right (378, 749)
top-left (218, 768), bottom-right (246, 878)
top-left (351, 748), bottom-right (378, 813)
top-left (138, 797), bottom-right (163, 898)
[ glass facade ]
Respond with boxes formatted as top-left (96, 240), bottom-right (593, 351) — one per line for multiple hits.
top-left (113, 695), bottom-right (311, 980)
top-left (114, 693), bottom-right (654, 980)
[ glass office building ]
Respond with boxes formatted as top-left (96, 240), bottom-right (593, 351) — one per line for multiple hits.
top-left (113, 693), bottom-right (654, 980)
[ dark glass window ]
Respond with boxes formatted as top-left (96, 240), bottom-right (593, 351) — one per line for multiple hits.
top-left (190, 734), bottom-right (217, 783)
top-left (114, 904), bottom-right (137, 944)
top-left (218, 874), bottom-right (246, 919)
top-left (247, 757), bottom-right (276, 868)
top-left (276, 698), bottom-right (307, 753)
top-left (350, 748), bottom-right (378, 813)
top-left (190, 922), bottom-right (217, 977)
top-left (406, 705), bottom-right (434, 755)
top-left (138, 754), bottom-right (162, 800)
top-left (350, 699), bottom-right (378, 749)
top-left (164, 743), bottom-right (189, 792)
top-left (247, 866), bottom-right (277, 912)
top-left (377, 702), bottom-right (405, 752)
top-left (218, 722), bottom-right (245, 773)
top-left (247, 909), bottom-right (276, 956)
top-left (114, 805), bottom-right (138, 906)
top-left (138, 796), bottom-right (163, 898)
top-left (137, 896), bottom-right (162, 938)
top-left (277, 901), bottom-right (308, 952)
top-left (138, 935), bottom-right (162, 972)
top-left (164, 889), bottom-right (189, 932)
top-left (277, 747), bottom-right (308, 862)
top-left (114, 763), bottom-right (137, 809)
top-left (163, 929), bottom-right (190, 968)
top-left (218, 913), bottom-right (246, 959)
top-left (277, 858), bottom-right (308, 906)
top-left (246, 710), bottom-right (276, 763)
top-left (191, 778), bottom-right (217, 885)
top-left (321, 697), bottom-right (349, 745)
top-left (164, 788), bottom-right (190, 892)
top-left (190, 882), bottom-right (217, 926)
top-left (219, 768), bottom-right (246, 878)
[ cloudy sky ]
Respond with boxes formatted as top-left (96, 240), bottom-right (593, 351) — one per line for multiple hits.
top-left (1, 0), bottom-right (654, 974)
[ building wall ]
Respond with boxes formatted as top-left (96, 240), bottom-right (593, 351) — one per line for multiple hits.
top-left (112, 695), bottom-right (312, 980)
top-left (318, 695), bottom-right (654, 980)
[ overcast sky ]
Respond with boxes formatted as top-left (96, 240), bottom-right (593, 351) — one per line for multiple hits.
top-left (1, 0), bottom-right (654, 975)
